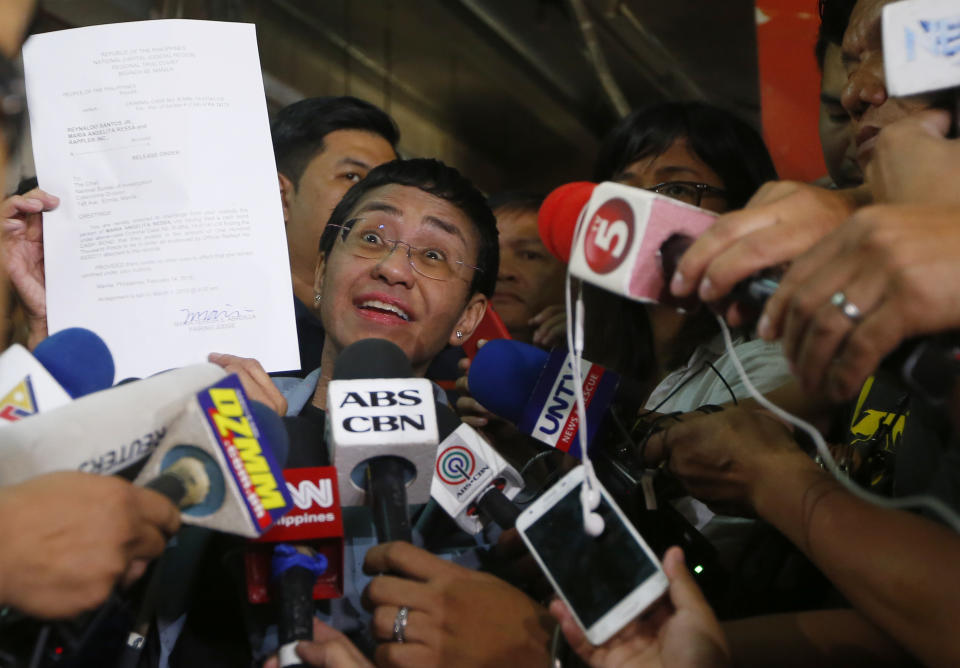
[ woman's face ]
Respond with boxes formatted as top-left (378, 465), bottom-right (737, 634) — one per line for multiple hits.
top-left (613, 138), bottom-right (730, 214)
top-left (314, 183), bottom-right (487, 373)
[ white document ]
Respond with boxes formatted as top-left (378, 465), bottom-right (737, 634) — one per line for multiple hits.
top-left (23, 20), bottom-right (299, 379)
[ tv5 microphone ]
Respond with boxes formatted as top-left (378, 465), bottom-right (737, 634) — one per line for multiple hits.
top-left (0, 363), bottom-right (227, 485)
top-left (133, 374), bottom-right (293, 537)
top-left (326, 339), bottom-right (439, 543)
top-left (431, 404), bottom-right (523, 533)
top-left (538, 182), bottom-right (778, 309)
top-left (0, 327), bottom-right (114, 424)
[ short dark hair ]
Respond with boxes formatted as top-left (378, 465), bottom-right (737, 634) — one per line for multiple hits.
top-left (593, 101), bottom-right (778, 209)
top-left (486, 191), bottom-right (545, 218)
top-left (815, 0), bottom-right (857, 71)
top-left (319, 158), bottom-right (499, 298)
top-left (271, 96), bottom-right (400, 187)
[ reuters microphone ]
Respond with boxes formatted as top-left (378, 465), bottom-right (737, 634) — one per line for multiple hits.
top-left (0, 363), bottom-right (228, 486)
top-left (431, 404), bottom-right (523, 533)
top-left (326, 339), bottom-right (438, 543)
top-left (0, 327), bottom-right (114, 424)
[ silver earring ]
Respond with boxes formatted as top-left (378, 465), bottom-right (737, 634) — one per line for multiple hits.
top-left (456, 330), bottom-right (463, 341)
top-left (314, 293), bottom-right (322, 306)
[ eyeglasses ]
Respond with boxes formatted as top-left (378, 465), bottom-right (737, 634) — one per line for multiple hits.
top-left (645, 181), bottom-right (727, 207)
top-left (328, 220), bottom-right (482, 282)
top-left (0, 55), bottom-right (26, 159)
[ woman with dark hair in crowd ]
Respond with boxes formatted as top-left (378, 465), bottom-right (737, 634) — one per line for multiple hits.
top-left (584, 101), bottom-right (787, 413)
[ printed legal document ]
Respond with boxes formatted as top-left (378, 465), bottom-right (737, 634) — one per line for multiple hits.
top-left (23, 20), bottom-right (300, 379)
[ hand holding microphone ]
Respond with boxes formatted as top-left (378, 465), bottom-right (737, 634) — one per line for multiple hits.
top-left (0, 471), bottom-right (180, 619)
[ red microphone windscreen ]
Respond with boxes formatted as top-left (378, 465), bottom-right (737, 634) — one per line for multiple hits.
top-left (538, 182), bottom-right (596, 263)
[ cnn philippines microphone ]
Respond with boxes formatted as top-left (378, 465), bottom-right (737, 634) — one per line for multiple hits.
top-left (325, 338), bottom-right (439, 543)
top-left (245, 432), bottom-right (345, 668)
top-left (0, 363), bottom-right (228, 485)
top-left (0, 327), bottom-right (114, 424)
top-left (133, 374), bottom-right (293, 537)
top-left (431, 403), bottom-right (523, 532)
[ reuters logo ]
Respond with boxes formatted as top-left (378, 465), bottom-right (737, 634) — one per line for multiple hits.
top-left (436, 446), bottom-right (476, 485)
top-left (583, 198), bottom-right (633, 274)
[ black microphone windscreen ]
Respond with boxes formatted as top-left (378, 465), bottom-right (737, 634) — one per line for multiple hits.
top-left (332, 338), bottom-right (413, 380)
top-left (435, 403), bottom-right (461, 441)
top-left (249, 400), bottom-right (290, 466)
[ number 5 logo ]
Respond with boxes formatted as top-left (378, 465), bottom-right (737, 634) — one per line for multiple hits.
top-left (583, 198), bottom-right (634, 274)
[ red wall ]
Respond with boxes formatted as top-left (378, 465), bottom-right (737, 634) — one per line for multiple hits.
top-left (755, 0), bottom-right (827, 182)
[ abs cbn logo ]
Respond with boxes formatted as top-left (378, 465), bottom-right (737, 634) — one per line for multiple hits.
top-left (584, 198), bottom-right (634, 275)
top-left (436, 446), bottom-right (475, 485)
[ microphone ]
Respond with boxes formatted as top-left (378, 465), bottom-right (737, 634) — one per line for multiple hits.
top-left (538, 182), bottom-right (779, 308)
top-left (468, 339), bottom-right (629, 460)
top-left (245, 437), bottom-right (345, 668)
top-left (0, 327), bottom-right (114, 424)
top-left (430, 403), bottom-right (524, 533)
top-left (881, 0), bottom-right (960, 132)
top-left (0, 363), bottom-right (227, 485)
top-left (325, 339), bottom-right (439, 543)
top-left (133, 374), bottom-right (293, 537)
top-left (116, 399), bottom-right (293, 667)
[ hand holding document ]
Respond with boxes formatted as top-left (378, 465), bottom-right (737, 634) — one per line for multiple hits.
top-left (23, 20), bottom-right (299, 379)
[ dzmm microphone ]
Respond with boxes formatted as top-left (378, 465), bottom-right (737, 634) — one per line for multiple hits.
top-left (326, 339), bottom-right (439, 543)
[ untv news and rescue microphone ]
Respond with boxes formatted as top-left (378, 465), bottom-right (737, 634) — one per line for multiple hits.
top-left (0, 327), bottom-right (115, 425)
top-left (468, 339), bottom-right (633, 459)
top-left (326, 338), bottom-right (439, 543)
top-left (0, 363), bottom-right (228, 486)
top-left (430, 403), bottom-right (523, 533)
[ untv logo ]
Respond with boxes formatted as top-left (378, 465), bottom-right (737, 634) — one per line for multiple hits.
top-left (584, 198), bottom-right (634, 274)
top-left (436, 446), bottom-right (476, 485)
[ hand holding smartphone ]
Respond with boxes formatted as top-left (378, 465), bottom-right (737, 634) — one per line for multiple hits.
top-left (516, 466), bottom-right (668, 645)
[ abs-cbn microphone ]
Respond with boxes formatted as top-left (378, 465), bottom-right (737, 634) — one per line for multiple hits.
top-left (0, 363), bottom-right (227, 485)
top-left (133, 374), bottom-right (292, 537)
top-left (0, 327), bottom-right (115, 424)
top-left (326, 339), bottom-right (439, 543)
top-left (431, 403), bottom-right (523, 533)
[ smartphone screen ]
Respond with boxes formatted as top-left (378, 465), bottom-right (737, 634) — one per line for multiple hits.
top-left (522, 484), bottom-right (658, 628)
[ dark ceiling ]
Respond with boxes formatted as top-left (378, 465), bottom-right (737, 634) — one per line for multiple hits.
top-left (35, 0), bottom-right (761, 192)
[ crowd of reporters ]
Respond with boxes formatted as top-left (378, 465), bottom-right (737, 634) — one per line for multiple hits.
top-left (1, 0), bottom-right (960, 665)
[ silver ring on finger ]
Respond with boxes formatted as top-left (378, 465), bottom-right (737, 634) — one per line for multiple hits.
top-left (392, 605), bottom-right (409, 644)
top-left (830, 291), bottom-right (863, 322)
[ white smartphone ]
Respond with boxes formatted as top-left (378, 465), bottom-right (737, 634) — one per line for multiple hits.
top-left (516, 466), bottom-right (668, 645)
